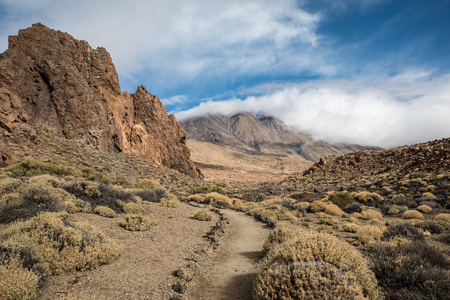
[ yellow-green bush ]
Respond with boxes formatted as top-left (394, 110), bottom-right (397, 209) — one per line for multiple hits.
top-left (387, 208), bottom-right (400, 215)
top-left (354, 192), bottom-right (383, 203)
top-left (434, 213), bottom-right (450, 222)
top-left (0, 257), bottom-right (39, 300)
top-left (328, 191), bottom-right (354, 208)
top-left (120, 215), bottom-right (157, 231)
top-left (416, 205), bottom-right (432, 214)
top-left (204, 192), bottom-right (234, 208)
top-left (403, 210), bottom-right (424, 220)
top-left (262, 224), bottom-right (301, 253)
top-left (120, 202), bottom-right (145, 214)
top-left (0, 213), bottom-right (121, 276)
top-left (361, 209), bottom-right (383, 220)
top-left (310, 200), bottom-right (326, 212)
top-left (422, 192), bottom-right (437, 199)
top-left (324, 204), bottom-right (345, 217)
top-left (357, 225), bottom-right (384, 244)
top-left (255, 228), bottom-right (381, 300)
top-left (94, 206), bottom-right (116, 218)
top-left (343, 223), bottom-right (359, 233)
top-left (5, 160), bottom-right (73, 177)
top-left (159, 197), bottom-right (179, 208)
top-left (192, 209), bottom-right (211, 221)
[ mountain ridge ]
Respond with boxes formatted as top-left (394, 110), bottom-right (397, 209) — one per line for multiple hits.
top-left (180, 113), bottom-right (381, 162)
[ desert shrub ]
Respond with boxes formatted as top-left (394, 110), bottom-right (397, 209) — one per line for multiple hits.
top-left (438, 233), bottom-right (450, 243)
top-left (415, 221), bottom-right (444, 234)
top-left (416, 204), bottom-right (432, 213)
top-left (5, 160), bottom-right (73, 177)
top-left (159, 197), bottom-right (179, 208)
top-left (257, 229), bottom-right (381, 300)
top-left (133, 187), bottom-right (168, 203)
top-left (368, 239), bottom-right (450, 300)
top-left (192, 209), bottom-right (211, 221)
top-left (80, 167), bottom-right (110, 183)
top-left (324, 204), bottom-right (345, 216)
top-left (232, 199), bottom-right (246, 210)
top-left (120, 215), bottom-right (157, 231)
top-left (94, 206), bottom-right (116, 218)
top-left (409, 171), bottom-right (428, 179)
top-left (361, 209), bottom-right (383, 220)
top-left (62, 181), bottom-right (136, 211)
top-left (0, 177), bottom-right (22, 194)
top-left (120, 202), bottom-right (145, 214)
top-left (392, 193), bottom-right (408, 205)
top-left (343, 223), bottom-right (359, 233)
top-left (434, 213), bottom-right (450, 222)
top-left (262, 224), bottom-right (301, 253)
top-left (188, 185), bottom-right (225, 195)
top-left (204, 192), bottom-right (234, 208)
top-left (310, 200), bottom-right (326, 212)
top-left (357, 226), bottom-right (383, 244)
top-left (422, 192), bottom-right (437, 199)
top-left (403, 210), bottom-right (424, 220)
top-left (382, 223), bottom-right (425, 241)
top-left (254, 260), bottom-right (366, 300)
top-left (0, 256), bottom-right (39, 300)
top-left (0, 213), bottom-right (121, 276)
top-left (0, 185), bottom-right (67, 223)
top-left (343, 202), bottom-right (362, 213)
top-left (387, 208), bottom-right (400, 215)
top-left (328, 191), bottom-right (354, 208)
top-left (244, 192), bottom-right (267, 202)
top-left (293, 201), bottom-right (310, 210)
top-left (286, 192), bottom-right (321, 202)
top-left (354, 192), bottom-right (383, 205)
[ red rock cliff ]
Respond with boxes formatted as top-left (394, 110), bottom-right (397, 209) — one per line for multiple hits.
top-left (0, 23), bottom-right (201, 178)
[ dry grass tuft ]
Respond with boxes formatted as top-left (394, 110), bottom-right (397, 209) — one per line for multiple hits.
top-left (324, 204), bottom-right (345, 217)
top-left (310, 200), bottom-right (326, 212)
top-left (94, 206), bottom-right (116, 218)
top-left (357, 225), bottom-right (383, 244)
top-left (361, 209), bottom-right (383, 220)
top-left (434, 213), bottom-right (450, 222)
top-left (0, 256), bottom-right (39, 300)
top-left (403, 210), bottom-right (424, 220)
top-left (120, 202), bottom-right (145, 215)
top-left (120, 215), bottom-right (157, 231)
top-left (343, 223), bottom-right (359, 233)
top-left (416, 204), bottom-right (432, 214)
top-left (192, 209), bottom-right (212, 221)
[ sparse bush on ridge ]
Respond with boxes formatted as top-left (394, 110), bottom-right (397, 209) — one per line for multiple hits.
top-left (5, 160), bottom-right (73, 177)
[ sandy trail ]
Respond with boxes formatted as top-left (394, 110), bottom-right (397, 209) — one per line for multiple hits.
top-left (185, 210), bottom-right (271, 300)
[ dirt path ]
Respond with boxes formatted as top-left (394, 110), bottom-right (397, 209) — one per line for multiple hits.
top-left (185, 210), bottom-right (271, 300)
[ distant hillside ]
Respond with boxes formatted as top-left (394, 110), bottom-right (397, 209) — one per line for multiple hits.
top-left (304, 137), bottom-right (450, 179)
top-left (180, 113), bottom-right (380, 162)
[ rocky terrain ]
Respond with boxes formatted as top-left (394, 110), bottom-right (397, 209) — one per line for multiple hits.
top-left (0, 23), bottom-right (200, 178)
top-left (181, 113), bottom-right (380, 161)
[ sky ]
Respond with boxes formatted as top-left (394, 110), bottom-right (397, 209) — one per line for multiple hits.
top-left (1, 0), bottom-right (449, 148)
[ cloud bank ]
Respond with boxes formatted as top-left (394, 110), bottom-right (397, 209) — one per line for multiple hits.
top-left (0, 0), bottom-right (328, 92)
top-left (176, 74), bottom-right (450, 148)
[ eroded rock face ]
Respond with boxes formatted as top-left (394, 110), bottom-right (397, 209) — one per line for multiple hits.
top-left (0, 23), bottom-right (200, 178)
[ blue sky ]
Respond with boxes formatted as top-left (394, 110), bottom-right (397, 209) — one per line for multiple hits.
top-left (1, 0), bottom-right (449, 148)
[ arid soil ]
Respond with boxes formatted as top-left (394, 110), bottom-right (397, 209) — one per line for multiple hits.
top-left (185, 210), bottom-right (271, 300)
top-left (36, 202), bottom-right (219, 299)
top-left (187, 139), bottom-right (312, 183)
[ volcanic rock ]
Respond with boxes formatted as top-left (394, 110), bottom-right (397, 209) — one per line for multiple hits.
top-left (0, 23), bottom-right (200, 177)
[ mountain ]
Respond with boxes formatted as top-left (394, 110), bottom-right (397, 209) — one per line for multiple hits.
top-left (0, 23), bottom-right (200, 178)
top-left (180, 113), bottom-right (380, 162)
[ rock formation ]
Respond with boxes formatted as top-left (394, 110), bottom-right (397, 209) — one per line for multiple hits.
top-left (0, 23), bottom-right (200, 178)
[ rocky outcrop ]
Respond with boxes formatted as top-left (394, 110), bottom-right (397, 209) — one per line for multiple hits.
top-left (0, 23), bottom-right (200, 177)
top-left (304, 138), bottom-right (450, 179)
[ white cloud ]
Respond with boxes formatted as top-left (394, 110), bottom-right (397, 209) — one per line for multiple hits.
top-left (176, 73), bottom-right (450, 148)
top-left (0, 0), bottom-right (326, 91)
